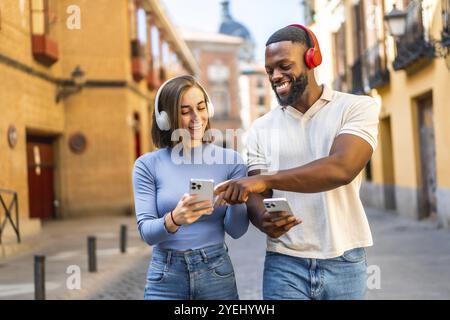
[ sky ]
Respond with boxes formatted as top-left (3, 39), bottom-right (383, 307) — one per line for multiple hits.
top-left (160, 0), bottom-right (305, 64)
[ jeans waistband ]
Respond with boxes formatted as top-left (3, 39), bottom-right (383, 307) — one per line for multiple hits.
top-left (153, 243), bottom-right (227, 265)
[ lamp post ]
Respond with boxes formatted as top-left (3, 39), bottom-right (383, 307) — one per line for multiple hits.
top-left (56, 65), bottom-right (86, 103)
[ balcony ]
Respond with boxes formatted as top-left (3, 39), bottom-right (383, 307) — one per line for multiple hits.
top-left (351, 57), bottom-right (365, 95)
top-left (159, 66), bottom-right (166, 83)
top-left (332, 72), bottom-right (348, 92)
top-left (31, 35), bottom-right (59, 66)
top-left (131, 40), bottom-right (147, 82)
top-left (365, 41), bottom-right (390, 89)
top-left (146, 68), bottom-right (156, 90)
top-left (392, 1), bottom-right (435, 73)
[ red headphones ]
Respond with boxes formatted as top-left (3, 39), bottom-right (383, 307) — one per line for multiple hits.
top-left (288, 24), bottom-right (322, 69)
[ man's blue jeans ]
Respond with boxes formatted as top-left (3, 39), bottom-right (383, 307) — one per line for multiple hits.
top-left (144, 243), bottom-right (239, 300)
top-left (263, 247), bottom-right (368, 300)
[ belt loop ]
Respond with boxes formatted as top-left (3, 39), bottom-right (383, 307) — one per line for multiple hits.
top-left (224, 242), bottom-right (229, 252)
top-left (165, 251), bottom-right (172, 272)
top-left (200, 249), bottom-right (208, 263)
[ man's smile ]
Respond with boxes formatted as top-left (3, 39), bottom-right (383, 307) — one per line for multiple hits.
top-left (274, 79), bottom-right (292, 96)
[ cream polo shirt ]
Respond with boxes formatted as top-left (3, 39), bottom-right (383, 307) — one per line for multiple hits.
top-left (246, 84), bottom-right (380, 259)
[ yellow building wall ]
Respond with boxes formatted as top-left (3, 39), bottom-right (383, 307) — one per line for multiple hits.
top-left (0, 1), bottom-right (64, 241)
top-left (0, 0), bottom-right (153, 227)
top-left (373, 0), bottom-right (450, 190)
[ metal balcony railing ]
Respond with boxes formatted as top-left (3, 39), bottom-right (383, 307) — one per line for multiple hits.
top-left (364, 41), bottom-right (390, 89)
top-left (351, 57), bottom-right (365, 95)
top-left (393, 1), bottom-right (435, 71)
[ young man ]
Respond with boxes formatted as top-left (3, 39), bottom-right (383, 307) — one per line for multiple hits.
top-left (214, 25), bottom-right (380, 300)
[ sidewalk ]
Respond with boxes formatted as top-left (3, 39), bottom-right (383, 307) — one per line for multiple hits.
top-left (2, 207), bottom-right (450, 300)
top-left (56, 207), bottom-right (450, 300)
top-left (365, 207), bottom-right (450, 299)
top-left (0, 215), bottom-right (150, 300)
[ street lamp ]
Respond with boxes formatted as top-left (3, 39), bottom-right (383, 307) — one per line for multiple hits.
top-left (384, 4), bottom-right (407, 37)
top-left (384, 1), bottom-right (450, 70)
top-left (56, 65), bottom-right (86, 103)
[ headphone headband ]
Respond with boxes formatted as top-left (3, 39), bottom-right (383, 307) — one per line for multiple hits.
top-left (287, 24), bottom-right (322, 68)
top-left (154, 75), bottom-right (214, 131)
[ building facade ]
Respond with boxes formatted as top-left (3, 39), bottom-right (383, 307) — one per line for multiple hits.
top-left (0, 0), bottom-right (198, 250)
top-left (182, 29), bottom-right (244, 149)
top-left (239, 63), bottom-right (276, 131)
top-left (217, 0), bottom-right (275, 151)
top-left (305, 0), bottom-right (450, 228)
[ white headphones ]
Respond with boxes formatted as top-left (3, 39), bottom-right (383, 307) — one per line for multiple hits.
top-left (154, 75), bottom-right (215, 131)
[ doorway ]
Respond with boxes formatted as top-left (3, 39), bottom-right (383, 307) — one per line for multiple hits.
top-left (380, 116), bottom-right (396, 210)
top-left (416, 94), bottom-right (437, 219)
top-left (133, 112), bottom-right (142, 159)
top-left (26, 135), bottom-right (55, 220)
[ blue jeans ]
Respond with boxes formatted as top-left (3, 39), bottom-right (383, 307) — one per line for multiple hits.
top-left (144, 243), bottom-right (239, 300)
top-left (263, 247), bottom-right (368, 300)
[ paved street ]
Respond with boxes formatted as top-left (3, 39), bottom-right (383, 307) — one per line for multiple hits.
top-left (0, 215), bottom-right (150, 300)
top-left (88, 207), bottom-right (450, 300)
top-left (1, 207), bottom-right (450, 300)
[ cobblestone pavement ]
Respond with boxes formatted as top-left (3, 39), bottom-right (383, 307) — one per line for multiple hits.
top-left (90, 207), bottom-right (450, 300)
top-left (88, 224), bottom-right (265, 300)
top-left (88, 253), bottom-right (149, 300)
top-left (2, 207), bottom-right (449, 300)
top-left (0, 215), bottom-right (150, 300)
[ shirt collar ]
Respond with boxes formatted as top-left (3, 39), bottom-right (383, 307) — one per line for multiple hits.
top-left (283, 84), bottom-right (333, 120)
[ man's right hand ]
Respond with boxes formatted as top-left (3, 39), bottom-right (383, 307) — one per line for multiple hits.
top-left (260, 211), bottom-right (302, 238)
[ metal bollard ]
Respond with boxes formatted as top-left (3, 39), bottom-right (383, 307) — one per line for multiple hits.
top-left (34, 255), bottom-right (45, 300)
top-left (87, 236), bottom-right (97, 272)
top-left (120, 225), bottom-right (127, 254)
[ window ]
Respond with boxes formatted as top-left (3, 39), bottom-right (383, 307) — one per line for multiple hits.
top-left (30, 0), bottom-right (58, 66)
top-left (332, 23), bottom-right (347, 91)
top-left (136, 8), bottom-right (147, 44)
top-left (31, 0), bottom-right (49, 35)
top-left (443, 0), bottom-right (450, 34)
top-left (129, 1), bottom-right (147, 82)
top-left (258, 96), bottom-right (265, 106)
top-left (129, 0), bottom-right (137, 39)
top-left (256, 77), bottom-right (264, 88)
top-left (211, 90), bottom-right (230, 118)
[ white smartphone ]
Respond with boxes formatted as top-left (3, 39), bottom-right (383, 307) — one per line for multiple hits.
top-left (189, 179), bottom-right (214, 211)
top-left (263, 198), bottom-right (294, 215)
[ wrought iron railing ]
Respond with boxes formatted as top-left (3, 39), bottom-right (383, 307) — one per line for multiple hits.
top-left (0, 189), bottom-right (21, 244)
top-left (393, 1), bottom-right (435, 71)
top-left (351, 57), bottom-right (365, 95)
top-left (364, 41), bottom-right (390, 89)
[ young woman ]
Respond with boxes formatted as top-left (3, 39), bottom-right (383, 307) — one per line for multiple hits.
top-left (132, 75), bottom-right (249, 300)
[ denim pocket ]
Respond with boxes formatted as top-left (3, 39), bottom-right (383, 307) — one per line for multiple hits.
top-left (340, 248), bottom-right (366, 263)
top-left (147, 270), bottom-right (165, 283)
top-left (146, 258), bottom-right (167, 283)
top-left (211, 255), bottom-right (235, 278)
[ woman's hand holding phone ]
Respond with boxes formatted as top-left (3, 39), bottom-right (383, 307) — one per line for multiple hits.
top-left (171, 193), bottom-right (213, 225)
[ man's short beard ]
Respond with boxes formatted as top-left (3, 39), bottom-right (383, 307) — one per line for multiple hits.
top-left (273, 73), bottom-right (308, 107)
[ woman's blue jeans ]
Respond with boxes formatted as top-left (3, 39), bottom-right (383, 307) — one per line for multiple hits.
top-left (144, 243), bottom-right (239, 300)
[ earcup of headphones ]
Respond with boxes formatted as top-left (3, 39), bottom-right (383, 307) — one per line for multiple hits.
top-left (304, 48), bottom-right (317, 69)
top-left (156, 110), bottom-right (171, 131)
top-left (207, 102), bottom-right (215, 118)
